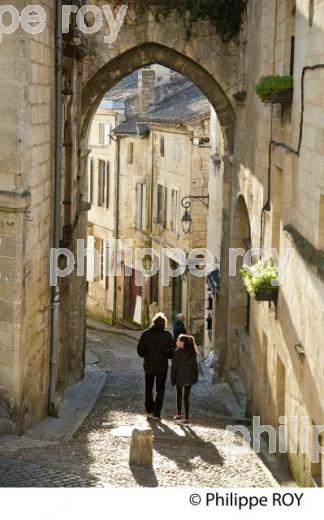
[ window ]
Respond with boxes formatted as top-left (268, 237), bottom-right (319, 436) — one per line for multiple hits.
top-left (150, 272), bottom-right (159, 304)
top-left (163, 187), bottom-right (168, 228)
top-left (135, 183), bottom-right (147, 231)
top-left (154, 184), bottom-right (167, 227)
top-left (309, 0), bottom-right (315, 27)
top-left (290, 35), bottom-right (295, 76)
top-left (97, 160), bottom-right (109, 208)
top-left (160, 136), bottom-right (165, 157)
top-left (105, 162), bottom-right (110, 208)
top-left (88, 157), bottom-right (94, 204)
top-left (127, 142), bottom-right (134, 164)
top-left (100, 240), bottom-right (109, 289)
top-left (284, 1), bottom-right (296, 76)
top-left (170, 189), bottom-right (179, 232)
top-left (99, 123), bottom-right (111, 146)
top-left (155, 184), bottom-right (165, 224)
top-left (318, 195), bottom-right (324, 251)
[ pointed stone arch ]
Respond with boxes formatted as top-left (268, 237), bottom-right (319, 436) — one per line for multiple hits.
top-left (81, 42), bottom-right (236, 152)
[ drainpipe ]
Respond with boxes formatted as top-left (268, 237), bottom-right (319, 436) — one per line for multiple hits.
top-left (49, 0), bottom-right (63, 417)
top-left (113, 136), bottom-right (121, 323)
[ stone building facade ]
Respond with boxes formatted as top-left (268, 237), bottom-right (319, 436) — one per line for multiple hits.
top-left (86, 70), bottom-right (211, 338)
top-left (0, 0), bottom-right (323, 487)
top-left (86, 100), bottom-right (124, 323)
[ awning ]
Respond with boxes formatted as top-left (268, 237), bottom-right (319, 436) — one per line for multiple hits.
top-left (207, 268), bottom-right (220, 295)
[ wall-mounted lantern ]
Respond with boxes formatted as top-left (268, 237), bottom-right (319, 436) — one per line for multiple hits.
top-left (181, 195), bottom-right (209, 235)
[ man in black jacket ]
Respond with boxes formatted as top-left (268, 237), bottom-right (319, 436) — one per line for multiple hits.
top-left (137, 313), bottom-right (175, 419)
top-left (173, 313), bottom-right (187, 341)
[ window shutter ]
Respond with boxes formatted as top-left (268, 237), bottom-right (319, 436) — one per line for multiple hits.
top-left (157, 185), bottom-right (163, 224)
top-left (174, 190), bottom-right (179, 232)
top-left (163, 187), bottom-right (168, 228)
top-left (170, 190), bottom-right (174, 230)
top-left (88, 157), bottom-right (94, 204)
top-left (105, 162), bottom-right (110, 208)
top-left (135, 184), bottom-right (142, 229)
top-left (104, 124), bottom-right (111, 145)
top-left (127, 142), bottom-right (134, 164)
top-left (86, 236), bottom-right (95, 283)
top-left (142, 184), bottom-right (147, 231)
top-left (102, 240), bottom-right (109, 289)
top-left (153, 185), bottom-right (158, 224)
top-left (160, 136), bottom-right (165, 157)
top-left (98, 160), bottom-right (106, 207)
top-left (97, 161), bottom-right (102, 206)
top-left (99, 123), bottom-right (105, 145)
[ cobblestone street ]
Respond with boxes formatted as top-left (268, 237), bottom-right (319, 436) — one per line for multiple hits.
top-left (0, 329), bottom-right (289, 488)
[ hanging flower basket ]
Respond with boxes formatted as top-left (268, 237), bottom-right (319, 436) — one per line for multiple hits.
top-left (255, 75), bottom-right (294, 104)
top-left (240, 259), bottom-right (279, 303)
top-left (254, 286), bottom-right (279, 302)
top-left (267, 88), bottom-right (293, 104)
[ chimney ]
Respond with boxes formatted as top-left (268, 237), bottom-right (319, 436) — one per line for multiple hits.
top-left (138, 68), bottom-right (155, 115)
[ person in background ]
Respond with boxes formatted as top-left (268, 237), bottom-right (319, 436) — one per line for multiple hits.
top-left (173, 313), bottom-right (187, 341)
top-left (171, 334), bottom-right (199, 425)
top-left (137, 313), bottom-right (175, 420)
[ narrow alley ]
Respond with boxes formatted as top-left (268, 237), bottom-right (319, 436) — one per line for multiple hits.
top-left (0, 327), bottom-right (291, 488)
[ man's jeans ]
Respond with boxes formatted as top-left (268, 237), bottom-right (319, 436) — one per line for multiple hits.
top-left (145, 372), bottom-right (167, 417)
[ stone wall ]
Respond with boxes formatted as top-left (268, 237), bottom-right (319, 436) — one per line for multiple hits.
top-left (224, 0), bottom-right (324, 486)
top-left (0, 0), bottom-right (55, 430)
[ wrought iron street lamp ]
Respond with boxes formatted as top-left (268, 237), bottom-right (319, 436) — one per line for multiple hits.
top-left (181, 195), bottom-right (209, 235)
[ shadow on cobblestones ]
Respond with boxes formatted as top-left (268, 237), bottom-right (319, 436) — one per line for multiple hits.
top-left (130, 465), bottom-right (159, 487)
top-left (147, 419), bottom-right (225, 471)
top-left (0, 329), bottom-right (280, 487)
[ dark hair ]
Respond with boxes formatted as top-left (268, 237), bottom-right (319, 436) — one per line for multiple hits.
top-left (177, 334), bottom-right (198, 357)
top-left (152, 312), bottom-right (167, 331)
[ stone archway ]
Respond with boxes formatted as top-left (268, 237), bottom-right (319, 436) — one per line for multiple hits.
top-left (79, 0), bottom-right (239, 151)
top-left (75, 8), bottom-right (240, 378)
top-left (81, 42), bottom-right (236, 153)
top-left (58, 2), bottom-right (240, 427)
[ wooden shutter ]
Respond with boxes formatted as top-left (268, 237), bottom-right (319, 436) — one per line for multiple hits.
top-left (163, 187), bottom-right (168, 228)
top-left (99, 123), bottom-right (105, 145)
top-left (142, 184), bottom-right (147, 231)
top-left (86, 236), bottom-right (95, 283)
top-left (104, 124), bottom-right (111, 145)
top-left (102, 240), bottom-right (109, 289)
top-left (98, 160), bottom-right (105, 207)
top-left (88, 157), bottom-right (94, 204)
top-left (135, 184), bottom-right (142, 229)
top-left (127, 142), bottom-right (134, 164)
top-left (105, 162), bottom-right (110, 208)
top-left (160, 136), bottom-right (165, 157)
top-left (157, 185), bottom-right (164, 224)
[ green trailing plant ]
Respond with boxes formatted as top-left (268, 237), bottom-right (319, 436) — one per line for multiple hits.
top-left (115, 0), bottom-right (244, 42)
top-left (240, 259), bottom-right (279, 298)
top-left (255, 75), bottom-right (293, 102)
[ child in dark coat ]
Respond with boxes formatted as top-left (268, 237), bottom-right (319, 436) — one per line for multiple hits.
top-left (171, 334), bottom-right (199, 424)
